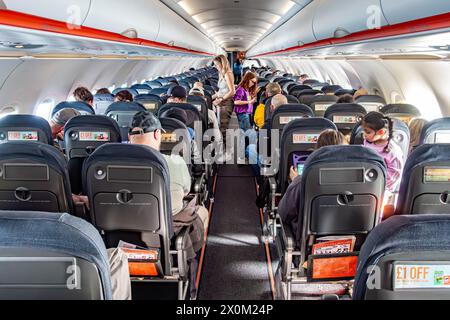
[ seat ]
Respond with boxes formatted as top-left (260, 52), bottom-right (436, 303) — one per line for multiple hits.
top-left (159, 117), bottom-right (191, 160)
top-left (134, 94), bottom-right (163, 113)
top-left (303, 79), bottom-right (320, 86)
top-left (51, 101), bottom-right (95, 118)
top-left (321, 85), bottom-right (343, 94)
top-left (0, 142), bottom-right (72, 213)
top-left (296, 90), bottom-right (323, 106)
top-left (420, 117), bottom-right (450, 144)
top-left (158, 103), bottom-right (205, 134)
top-left (131, 84), bottom-right (152, 95)
top-left (380, 104), bottom-right (421, 124)
top-left (354, 214), bottom-right (450, 300)
top-left (93, 94), bottom-right (114, 115)
top-left (0, 210), bottom-right (112, 300)
top-left (355, 95), bottom-right (386, 113)
top-left (150, 88), bottom-right (169, 97)
top-left (396, 144), bottom-right (450, 215)
top-left (335, 89), bottom-right (356, 97)
top-left (276, 145), bottom-right (387, 300)
top-left (286, 95), bottom-right (300, 104)
top-left (105, 102), bottom-right (146, 141)
top-left (350, 118), bottom-right (410, 163)
top-left (82, 143), bottom-right (190, 300)
top-left (112, 88), bottom-right (139, 98)
top-left (289, 85), bottom-right (312, 97)
top-left (187, 95), bottom-right (209, 128)
top-left (0, 115), bottom-right (53, 145)
top-left (324, 103), bottom-right (367, 135)
top-left (271, 104), bottom-right (314, 133)
top-left (64, 115), bottom-right (122, 195)
top-left (310, 95), bottom-right (339, 117)
top-left (145, 81), bottom-right (163, 89)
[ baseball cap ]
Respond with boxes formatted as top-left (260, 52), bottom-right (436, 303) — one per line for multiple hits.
top-left (129, 111), bottom-right (166, 135)
top-left (51, 108), bottom-right (81, 126)
top-left (167, 85), bottom-right (187, 99)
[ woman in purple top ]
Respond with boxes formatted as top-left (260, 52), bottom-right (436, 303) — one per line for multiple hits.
top-left (233, 72), bottom-right (258, 131)
top-left (361, 112), bottom-right (404, 193)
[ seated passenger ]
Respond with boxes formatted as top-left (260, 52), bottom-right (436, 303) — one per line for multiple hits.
top-left (253, 82), bottom-right (282, 129)
top-left (408, 117), bottom-right (428, 154)
top-left (262, 93), bottom-right (289, 130)
top-left (128, 111), bottom-right (209, 230)
top-left (354, 88), bottom-right (369, 100)
top-left (49, 108), bottom-right (81, 143)
top-left (189, 87), bottom-right (221, 132)
top-left (279, 129), bottom-right (347, 238)
top-left (73, 87), bottom-right (94, 107)
top-left (337, 94), bottom-right (354, 104)
top-left (96, 88), bottom-right (112, 95)
top-left (114, 90), bottom-right (134, 102)
top-left (161, 108), bottom-right (195, 139)
top-left (362, 112), bottom-right (403, 194)
top-left (298, 74), bottom-right (309, 84)
top-left (167, 85), bottom-right (188, 104)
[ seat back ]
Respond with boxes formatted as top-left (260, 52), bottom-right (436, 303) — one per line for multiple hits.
top-left (278, 118), bottom-right (337, 193)
top-left (187, 96), bottom-right (209, 128)
top-left (93, 94), bottom-right (114, 115)
top-left (0, 115), bottom-right (53, 145)
top-left (310, 95), bottom-right (338, 116)
top-left (0, 210), bottom-right (112, 300)
top-left (134, 94), bottom-right (163, 113)
top-left (105, 102), bottom-right (146, 141)
top-left (321, 85), bottom-right (343, 94)
top-left (0, 142), bottom-right (72, 213)
top-left (271, 104), bottom-right (314, 132)
top-left (296, 90), bottom-right (323, 106)
top-left (396, 144), bottom-right (450, 215)
top-left (289, 85), bottom-right (312, 96)
top-left (131, 84), bottom-right (152, 95)
top-left (158, 103), bottom-right (204, 133)
top-left (335, 89), bottom-right (356, 97)
top-left (298, 145), bottom-right (386, 269)
top-left (350, 118), bottom-right (410, 163)
top-left (159, 117), bottom-right (191, 160)
top-left (420, 117), bottom-right (450, 144)
top-left (355, 95), bottom-right (386, 113)
top-left (324, 103), bottom-right (367, 135)
top-left (354, 214), bottom-right (450, 300)
top-left (112, 88), bottom-right (139, 98)
top-left (83, 143), bottom-right (173, 275)
top-left (64, 115), bottom-right (122, 194)
top-left (286, 95), bottom-right (299, 104)
top-left (52, 101), bottom-right (95, 118)
top-left (380, 104), bottom-right (421, 124)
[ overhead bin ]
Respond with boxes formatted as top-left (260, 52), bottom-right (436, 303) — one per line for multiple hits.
top-left (380, 0), bottom-right (450, 25)
top-left (312, 0), bottom-right (389, 41)
top-left (3, 0), bottom-right (91, 23)
top-left (2, 0), bottom-right (219, 55)
top-left (247, 0), bottom-right (319, 57)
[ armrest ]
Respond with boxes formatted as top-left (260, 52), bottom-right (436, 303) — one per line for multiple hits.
top-left (174, 226), bottom-right (190, 280)
top-left (279, 216), bottom-right (295, 252)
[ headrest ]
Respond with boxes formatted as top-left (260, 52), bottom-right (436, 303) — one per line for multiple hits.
top-left (381, 104), bottom-right (421, 116)
top-left (0, 115), bottom-right (52, 145)
top-left (134, 94), bottom-right (163, 101)
top-left (150, 88), bottom-right (169, 97)
top-left (64, 115), bottom-right (122, 141)
top-left (355, 95), bottom-right (386, 104)
top-left (130, 84), bottom-right (152, 94)
top-left (310, 95), bottom-right (339, 103)
top-left (296, 89), bottom-right (322, 97)
top-left (286, 95), bottom-right (300, 104)
top-left (160, 117), bottom-right (189, 132)
top-left (52, 101), bottom-right (95, 117)
top-left (281, 117), bottom-right (337, 142)
top-left (272, 104), bottom-right (314, 118)
top-left (335, 89), bottom-right (356, 97)
top-left (354, 214), bottom-right (450, 300)
top-left (324, 103), bottom-right (367, 118)
top-left (0, 210), bottom-right (112, 299)
top-left (93, 94), bottom-right (114, 102)
top-left (112, 88), bottom-right (138, 97)
top-left (105, 102), bottom-right (146, 114)
top-left (158, 103), bottom-right (202, 122)
top-left (420, 117), bottom-right (450, 144)
top-left (321, 85), bottom-right (343, 94)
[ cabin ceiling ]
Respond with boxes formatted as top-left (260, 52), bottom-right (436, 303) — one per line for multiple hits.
top-left (161, 0), bottom-right (312, 51)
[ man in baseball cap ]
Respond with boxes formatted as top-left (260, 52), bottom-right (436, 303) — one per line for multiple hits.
top-left (49, 108), bottom-right (81, 140)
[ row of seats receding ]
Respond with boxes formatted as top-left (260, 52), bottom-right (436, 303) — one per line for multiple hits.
top-left (254, 67), bottom-right (450, 300)
top-left (0, 66), bottom-right (219, 300)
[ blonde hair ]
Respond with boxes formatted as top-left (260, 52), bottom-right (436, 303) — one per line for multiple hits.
top-left (214, 55), bottom-right (232, 75)
top-left (409, 117), bottom-right (428, 150)
top-left (354, 88), bottom-right (369, 99)
top-left (316, 129), bottom-right (347, 149)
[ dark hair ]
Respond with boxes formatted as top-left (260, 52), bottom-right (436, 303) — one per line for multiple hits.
top-left (316, 129), bottom-right (346, 149)
top-left (337, 94), bottom-right (354, 104)
top-left (73, 87), bottom-right (93, 103)
top-left (362, 111), bottom-right (394, 153)
top-left (96, 88), bottom-right (111, 95)
top-left (115, 90), bottom-right (134, 102)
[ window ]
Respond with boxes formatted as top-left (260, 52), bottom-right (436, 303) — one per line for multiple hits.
top-left (35, 99), bottom-right (54, 120)
top-left (120, 83), bottom-right (128, 88)
top-left (108, 85), bottom-right (116, 93)
top-left (0, 106), bottom-right (18, 119)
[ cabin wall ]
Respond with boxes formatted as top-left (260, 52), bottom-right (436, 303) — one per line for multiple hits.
top-left (260, 57), bottom-right (448, 120)
top-left (0, 57), bottom-right (210, 115)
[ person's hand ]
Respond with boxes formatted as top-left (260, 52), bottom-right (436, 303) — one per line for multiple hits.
top-left (289, 166), bottom-right (299, 182)
top-left (250, 97), bottom-right (257, 104)
top-left (72, 194), bottom-right (90, 210)
top-left (213, 97), bottom-right (223, 106)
